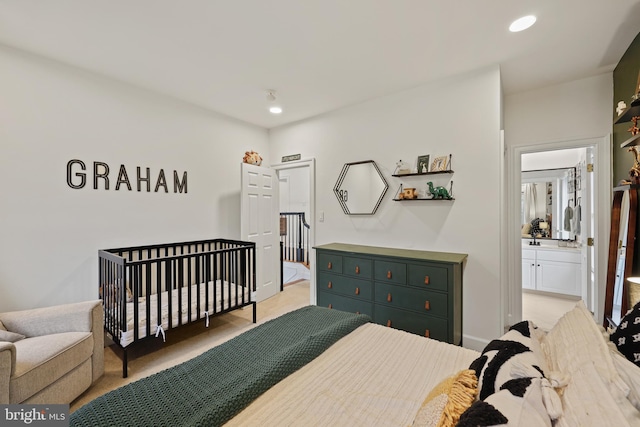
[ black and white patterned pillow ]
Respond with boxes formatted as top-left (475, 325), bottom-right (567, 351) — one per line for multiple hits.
top-left (460, 322), bottom-right (553, 426)
top-left (469, 321), bottom-right (545, 400)
top-left (458, 377), bottom-right (552, 427)
top-left (610, 300), bottom-right (640, 367)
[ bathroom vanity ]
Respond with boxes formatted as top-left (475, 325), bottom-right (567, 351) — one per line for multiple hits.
top-left (522, 245), bottom-right (581, 296)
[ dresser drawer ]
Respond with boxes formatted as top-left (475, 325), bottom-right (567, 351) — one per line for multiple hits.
top-left (407, 264), bottom-right (448, 292)
top-left (318, 272), bottom-right (372, 300)
top-left (317, 291), bottom-right (373, 317)
top-left (318, 252), bottom-right (342, 273)
top-left (374, 282), bottom-right (448, 318)
top-left (374, 260), bottom-right (407, 284)
top-left (374, 305), bottom-right (448, 341)
top-left (343, 256), bottom-right (373, 279)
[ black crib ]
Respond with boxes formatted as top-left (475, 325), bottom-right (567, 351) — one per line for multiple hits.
top-left (98, 239), bottom-right (257, 377)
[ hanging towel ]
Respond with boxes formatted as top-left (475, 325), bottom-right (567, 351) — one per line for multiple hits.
top-left (524, 183), bottom-right (538, 222)
top-left (574, 203), bottom-right (581, 235)
top-left (564, 205), bottom-right (573, 231)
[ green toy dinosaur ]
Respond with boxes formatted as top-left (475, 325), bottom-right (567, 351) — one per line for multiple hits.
top-left (427, 181), bottom-right (453, 199)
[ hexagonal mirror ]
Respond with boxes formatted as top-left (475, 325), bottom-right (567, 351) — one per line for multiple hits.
top-left (334, 160), bottom-right (388, 215)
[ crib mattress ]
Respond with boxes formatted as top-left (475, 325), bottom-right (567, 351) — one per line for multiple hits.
top-left (106, 280), bottom-right (249, 347)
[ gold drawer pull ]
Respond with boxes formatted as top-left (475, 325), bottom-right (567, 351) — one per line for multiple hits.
top-left (355, 287), bottom-right (360, 295)
top-left (425, 300), bottom-right (430, 311)
top-left (328, 262), bottom-right (332, 269)
top-left (328, 304), bottom-right (332, 309)
top-left (424, 276), bottom-right (430, 285)
top-left (387, 270), bottom-right (392, 279)
top-left (425, 329), bottom-right (430, 338)
top-left (386, 320), bottom-right (392, 327)
top-left (387, 293), bottom-right (392, 302)
top-left (327, 281), bottom-right (332, 289)
top-left (355, 266), bottom-right (360, 274)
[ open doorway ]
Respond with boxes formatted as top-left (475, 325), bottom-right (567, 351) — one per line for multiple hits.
top-left (521, 148), bottom-right (588, 329)
top-left (272, 159), bottom-right (316, 302)
top-left (279, 166), bottom-right (311, 287)
top-left (506, 136), bottom-right (611, 330)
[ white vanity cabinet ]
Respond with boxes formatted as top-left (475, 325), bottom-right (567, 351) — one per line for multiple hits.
top-left (521, 247), bottom-right (581, 296)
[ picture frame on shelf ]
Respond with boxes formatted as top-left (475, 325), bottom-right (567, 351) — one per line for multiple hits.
top-left (431, 155), bottom-right (449, 172)
top-left (417, 155), bottom-right (430, 174)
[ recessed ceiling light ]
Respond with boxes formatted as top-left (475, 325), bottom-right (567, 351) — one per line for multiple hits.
top-left (509, 15), bottom-right (536, 32)
top-left (269, 106), bottom-right (283, 114)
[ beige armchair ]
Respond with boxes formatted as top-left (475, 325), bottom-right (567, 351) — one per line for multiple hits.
top-left (0, 300), bottom-right (104, 404)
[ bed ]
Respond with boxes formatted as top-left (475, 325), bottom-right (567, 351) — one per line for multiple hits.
top-left (98, 238), bottom-right (256, 377)
top-left (71, 302), bottom-right (640, 426)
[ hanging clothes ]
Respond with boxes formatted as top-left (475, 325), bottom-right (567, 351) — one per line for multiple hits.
top-left (564, 203), bottom-right (574, 232)
top-left (574, 202), bottom-right (581, 235)
top-left (524, 183), bottom-right (538, 222)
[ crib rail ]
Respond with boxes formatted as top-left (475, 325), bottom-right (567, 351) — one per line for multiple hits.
top-left (99, 238), bottom-right (256, 377)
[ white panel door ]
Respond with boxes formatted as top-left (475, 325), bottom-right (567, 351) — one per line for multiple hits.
top-left (241, 163), bottom-right (280, 302)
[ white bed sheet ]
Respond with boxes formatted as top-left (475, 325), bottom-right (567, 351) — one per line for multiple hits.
top-left (225, 323), bottom-right (479, 427)
top-left (109, 280), bottom-right (250, 347)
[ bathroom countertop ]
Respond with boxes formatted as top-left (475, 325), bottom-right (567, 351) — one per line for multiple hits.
top-left (522, 242), bottom-right (581, 251)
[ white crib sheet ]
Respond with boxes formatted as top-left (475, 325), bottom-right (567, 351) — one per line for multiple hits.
top-left (106, 280), bottom-right (250, 347)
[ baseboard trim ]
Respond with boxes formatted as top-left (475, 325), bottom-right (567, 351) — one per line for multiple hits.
top-left (462, 334), bottom-right (490, 352)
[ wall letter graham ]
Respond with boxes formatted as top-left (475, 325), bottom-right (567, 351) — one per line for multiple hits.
top-left (67, 160), bottom-right (188, 194)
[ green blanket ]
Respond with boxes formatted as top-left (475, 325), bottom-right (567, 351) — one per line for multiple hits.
top-left (71, 306), bottom-right (370, 427)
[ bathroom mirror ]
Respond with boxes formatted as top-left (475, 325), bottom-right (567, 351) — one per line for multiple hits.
top-left (521, 168), bottom-right (576, 240)
top-left (334, 160), bottom-right (388, 215)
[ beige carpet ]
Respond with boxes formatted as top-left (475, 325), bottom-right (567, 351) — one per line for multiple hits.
top-left (71, 280), bottom-right (310, 412)
top-left (522, 291), bottom-right (580, 331)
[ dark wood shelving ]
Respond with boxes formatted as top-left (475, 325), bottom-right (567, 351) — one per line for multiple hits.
top-left (615, 98), bottom-right (640, 124)
top-left (620, 133), bottom-right (640, 148)
top-left (392, 170), bottom-right (454, 178)
top-left (392, 198), bottom-right (455, 201)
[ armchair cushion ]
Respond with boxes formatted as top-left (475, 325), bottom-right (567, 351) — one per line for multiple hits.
top-left (0, 301), bottom-right (96, 337)
top-left (11, 332), bottom-right (93, 404)
top-left (0, 330), bottom-right (25, 343)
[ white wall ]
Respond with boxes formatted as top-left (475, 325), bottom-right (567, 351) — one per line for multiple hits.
top-left (0, 46), bottom-right (269, 311)
top-left (270, 67), bottom-right (503, 350)
top-left (504, 73), bottom-right (613, 324)
top-left (278, 167), bottom-right (310, 220)
top-left (505, 74), bottom-right (612, 147)
top-left (522, 148), bottom-right (583, 171)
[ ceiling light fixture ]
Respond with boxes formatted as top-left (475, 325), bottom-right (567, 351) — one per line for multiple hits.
top-left (266, 89), bottom-right (283, 114)
top-left (509, 15), bottom-right (536, 32)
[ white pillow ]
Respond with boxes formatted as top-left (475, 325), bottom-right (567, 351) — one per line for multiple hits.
top-left (610, 343), bottom-right (640, 410)
top-left (0, 329), bottom-right (25, 342)
top-left (0, 319), bottom-right (6, 331)
top-left (544, 301), bottom-right (634, 426)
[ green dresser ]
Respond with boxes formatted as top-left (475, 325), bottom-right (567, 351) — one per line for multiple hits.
top-left (315, 243), bottom-right (467, 345)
